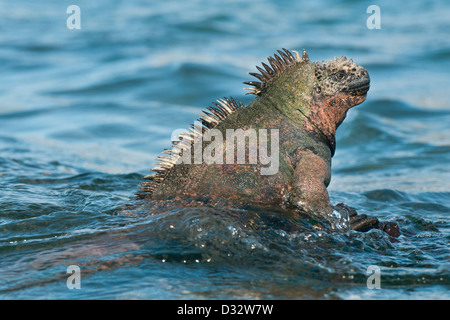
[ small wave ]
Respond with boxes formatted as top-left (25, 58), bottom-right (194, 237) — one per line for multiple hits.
top-left (118, 203), bottom-right (395, 272)
top-left (338, 112), bottom-right (402, 146)
top-left (361, 99), bottom-right (450, 119)
top-left (363, 189), bottom-right (410, 202)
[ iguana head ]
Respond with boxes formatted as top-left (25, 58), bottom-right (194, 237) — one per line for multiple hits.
top-left (245, 48), bottom-right (370, 106)
top-left (312, 55), bottom-right (370, 106)
top-left (245, 48), bottom-right (370, 155)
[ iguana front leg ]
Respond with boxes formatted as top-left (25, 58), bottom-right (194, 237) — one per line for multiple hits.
top-left (289, 149), bottom-right (335, 222)
top-left (289, 149), bottom-right (392, 234)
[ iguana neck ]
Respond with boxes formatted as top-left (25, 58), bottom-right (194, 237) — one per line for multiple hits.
top-left (294, 102), bottom-right (337, 156)
top-left (305, 93), bottom-right (353, 156)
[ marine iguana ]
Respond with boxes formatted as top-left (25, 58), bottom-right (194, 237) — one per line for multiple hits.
top-left (137, 48), bottom-right (400, 237)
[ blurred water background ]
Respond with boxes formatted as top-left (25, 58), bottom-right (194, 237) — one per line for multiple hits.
top-left (0, 0), bottom-right (449, 299)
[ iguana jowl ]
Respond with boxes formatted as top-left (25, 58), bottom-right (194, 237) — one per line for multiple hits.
top-left (137, 48), bottom-right (400, 236)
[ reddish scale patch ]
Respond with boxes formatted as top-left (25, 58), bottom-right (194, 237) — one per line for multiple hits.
top-left (304, 92), bottom-right (367, 141)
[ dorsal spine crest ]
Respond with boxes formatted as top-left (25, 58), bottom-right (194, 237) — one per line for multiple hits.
top-left (243, 48), bottom-right (309, 96)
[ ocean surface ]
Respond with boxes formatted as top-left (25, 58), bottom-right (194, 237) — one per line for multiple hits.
top-left (0, 0), bottom-right (449, 299)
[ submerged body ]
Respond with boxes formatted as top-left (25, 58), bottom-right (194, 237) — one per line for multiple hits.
top-left (138, 49), bottom-right (399, 236)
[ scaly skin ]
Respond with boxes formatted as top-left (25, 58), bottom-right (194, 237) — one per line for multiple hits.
top-left (138, 49), bottom-right (400, 237)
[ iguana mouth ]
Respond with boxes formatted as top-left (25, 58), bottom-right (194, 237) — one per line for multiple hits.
top-left (343, 76), bottom-right (370, 96)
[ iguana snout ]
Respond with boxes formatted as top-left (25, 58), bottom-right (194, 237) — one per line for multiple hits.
top-left (342, 71), bottom-right (370, 96)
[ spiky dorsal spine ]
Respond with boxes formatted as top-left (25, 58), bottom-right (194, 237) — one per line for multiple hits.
top-left (243, 48), bottom-right (308, 95)
top-left (136, 97), bottom-right (244, 199)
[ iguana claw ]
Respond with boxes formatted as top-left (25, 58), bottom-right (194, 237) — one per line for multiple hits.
top-left (335, 203), bottom-right (400, 237)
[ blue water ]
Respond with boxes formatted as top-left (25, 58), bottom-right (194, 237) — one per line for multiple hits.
top-left (0, 0), bottom-right (449, 299)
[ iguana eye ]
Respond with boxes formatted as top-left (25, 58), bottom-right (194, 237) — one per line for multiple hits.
top-left (333, 72), bottom-right (346, 81)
